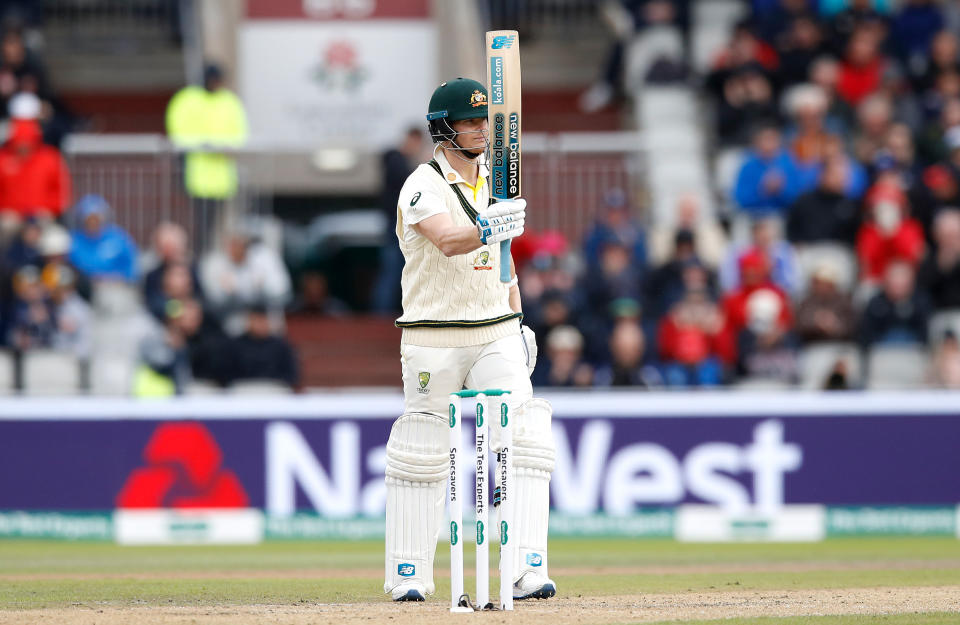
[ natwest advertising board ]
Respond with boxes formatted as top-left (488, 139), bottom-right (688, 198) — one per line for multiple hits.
top-left (2, 393), bottom-right (960, 522)
top-left (239, 0), bottom-right (436, 149)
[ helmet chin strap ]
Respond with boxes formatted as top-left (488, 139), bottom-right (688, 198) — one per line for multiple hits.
top-left (431, 117), bottom-right (488, 164)
top-left (441, 143), bottom-right (488, 167)
top-left (447, 144), bottom-right (483, 163)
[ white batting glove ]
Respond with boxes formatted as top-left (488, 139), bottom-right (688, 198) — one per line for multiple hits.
top-left (521, 324), bottom-right (538, 376)
top-left (477, 199), bottom-right (526, 245)
top-left (484, 198), bottom-right (526, 218)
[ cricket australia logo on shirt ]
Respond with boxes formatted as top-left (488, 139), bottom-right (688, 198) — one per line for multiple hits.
top-left (472, 250), bottom-right (493, 271)
top-left (417, 371), bottom-right (431, 394)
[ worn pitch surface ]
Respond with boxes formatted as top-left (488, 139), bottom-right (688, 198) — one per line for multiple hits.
top-left (1, 538), bottom-right (958, 624)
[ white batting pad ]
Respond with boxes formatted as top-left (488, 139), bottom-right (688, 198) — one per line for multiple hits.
top-left (514, 465), bottom-right (551, 579)
top-left (513, 398), bottom-right (556, 472)
top-left (383, 413), bottom-right (448, 594)
top-left (508, 399), bottom-right (554, 580)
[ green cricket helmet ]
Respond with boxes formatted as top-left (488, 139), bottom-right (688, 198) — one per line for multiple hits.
top-left (427, 77), bottom-right (488, 123)
top-left (426, 78), bottom-right (488, 153)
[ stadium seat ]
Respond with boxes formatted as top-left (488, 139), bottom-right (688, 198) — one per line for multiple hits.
top-left (713, 147), bottom-right (746, 212)
top-left (691, 26), bottom-right (731, 75)
top-left (625, 26), bottom-right (684, 92)
top-left (0, 350), bottom-right (14, 395)
top-left (928, 309), bottom-right (960, 344)
top-left (798, 342), bottom-right (862, 390)
top-left (866, 345), bottom-right (929, 390)
top-left (89, 354), bottom-right (134, 396)
top-left (92, 282), bottom-right (143, 317)
top-left (22, 350), bottom-right (81, 396)
top-left (92, 314), bottom-right (154, 357)
top-left (649, 160), bottom-right (711, 191)
top-left (638, 88), bottom-right (698, 128)
top-left (691, 0), bottom-right (749, 74)
top-left (643, 124), bottom-right (704, 155)
top-left (230, 380), bottom-right (293, 396)
top-left (794, 244), bottom-right (859, 296)
top-left (693, 0), bottom-right (749, 25)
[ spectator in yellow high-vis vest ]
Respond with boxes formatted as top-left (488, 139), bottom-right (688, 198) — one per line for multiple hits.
top-left (165, 64), bottom-right (248, 250)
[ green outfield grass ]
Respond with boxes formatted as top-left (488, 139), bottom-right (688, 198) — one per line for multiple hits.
top-left (645, 617), bottom-right (960, 625)
top-left (1, 537), bottom-right (959, 610)
top-left (4, 537), bottom-right (960, 575)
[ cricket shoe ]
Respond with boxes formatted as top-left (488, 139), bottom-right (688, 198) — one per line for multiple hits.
top-left (391, 581), bottom-right (426, 602)
top-left (513, 571), bottom-right (557, 600)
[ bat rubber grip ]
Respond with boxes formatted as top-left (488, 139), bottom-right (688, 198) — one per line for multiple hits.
top-left (499, 240), bottom-right (512, 283)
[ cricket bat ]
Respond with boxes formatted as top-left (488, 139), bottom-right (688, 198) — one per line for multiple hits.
top-left (486, 30), bottom-right (521, 284)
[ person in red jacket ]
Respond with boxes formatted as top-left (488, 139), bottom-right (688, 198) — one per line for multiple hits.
top-left (837, 25), bottom-right (888, 107)
top-left (856, 180), bottom-right (925, 283)
top-left (657, 286), bottom-right (726, 387)
top-left (718, 248), bottom-right (792, 364)
top-left (0, 93), bottom-right (70, 221)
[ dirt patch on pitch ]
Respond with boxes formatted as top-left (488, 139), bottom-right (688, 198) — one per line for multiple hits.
top-left (6, 559), bottom-right (960, 581)
top-left (2, 586), bottom-right (958, 625)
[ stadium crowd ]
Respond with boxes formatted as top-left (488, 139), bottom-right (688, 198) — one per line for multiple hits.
top-left (0, 196), bottom-right (299, 394)
top-left (518, 0), bottom-right (960, 389)
top-left (0, 25), bottom-right (297, 395)
top-left (8, 0), bottom-right (960, 392)
top-left (0, 194), bottom-right (299, 395)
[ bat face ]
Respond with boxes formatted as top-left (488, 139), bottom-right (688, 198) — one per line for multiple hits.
top-left (486, 30), bottom-right (521, 202)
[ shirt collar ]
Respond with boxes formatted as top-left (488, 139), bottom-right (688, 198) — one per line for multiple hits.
top-left (433, 144), bottom-right (489, 186)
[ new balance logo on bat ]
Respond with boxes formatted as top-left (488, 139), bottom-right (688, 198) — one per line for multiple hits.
top-left (492, 35), bottom-right (515, 49)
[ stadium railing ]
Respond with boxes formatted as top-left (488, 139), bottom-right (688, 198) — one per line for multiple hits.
top-left (481, 0), bottom-right (601, 35)
top-left (63, 133), bottom-right (274, 252)
top-left (63, 131), bottom-right (647, 252)
top-left (42, 0), bottom-right (182, 47)
top-left (524, 131), bottom-right (646, 242)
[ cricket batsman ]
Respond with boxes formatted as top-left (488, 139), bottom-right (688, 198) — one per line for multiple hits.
top-left (383, 78), bottom-right (557, 602)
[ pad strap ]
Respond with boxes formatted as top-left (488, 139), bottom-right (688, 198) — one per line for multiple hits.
top-left (385, 412), bottom-right (449, 482)
top-left (512, 398), bottom-right (556, 473)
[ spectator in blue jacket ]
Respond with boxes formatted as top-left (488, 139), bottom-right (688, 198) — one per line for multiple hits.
top-left (68, 194), bottom-right (138, 283)
top-left (733, 123), bottom-right (807, 215)
top-left (582, 187), bottom-right (647, 270)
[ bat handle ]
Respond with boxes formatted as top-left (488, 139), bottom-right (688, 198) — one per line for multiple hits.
top-left (499, 240), bottom-right (512, 283)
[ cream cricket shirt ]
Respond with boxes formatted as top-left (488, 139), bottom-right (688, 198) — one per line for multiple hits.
top-left (395, 148), bottom-right (521, 348)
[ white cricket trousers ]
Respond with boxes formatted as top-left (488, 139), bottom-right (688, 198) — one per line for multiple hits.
top-left (400, 333), bottom-right (533, 416)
